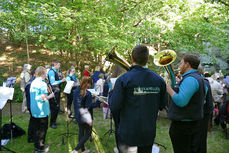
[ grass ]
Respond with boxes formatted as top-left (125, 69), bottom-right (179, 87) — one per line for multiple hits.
top-left (2, 107), bottom-right (229, 153)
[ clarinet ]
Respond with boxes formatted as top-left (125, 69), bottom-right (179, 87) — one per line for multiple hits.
top-left (45, 78), bottom-right (57, 104)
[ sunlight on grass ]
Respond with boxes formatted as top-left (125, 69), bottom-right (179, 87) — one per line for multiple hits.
top-left (92, 127), bottom-right (105, 153)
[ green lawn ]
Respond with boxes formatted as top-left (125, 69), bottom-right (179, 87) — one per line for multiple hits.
top-left (2, 108), bottom-right (229, 153)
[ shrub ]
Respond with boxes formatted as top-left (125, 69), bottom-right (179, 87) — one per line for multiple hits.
top-left (13, 83), bottom-right (23, 103)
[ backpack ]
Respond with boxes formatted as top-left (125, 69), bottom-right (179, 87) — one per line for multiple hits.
top-left (1, 122), bottom-right (25, 139)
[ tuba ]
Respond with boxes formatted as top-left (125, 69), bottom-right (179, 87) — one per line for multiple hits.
top-left (154, 50), bottom-right (177, 88)
top-left (105, 47), bottom-right (131, 71)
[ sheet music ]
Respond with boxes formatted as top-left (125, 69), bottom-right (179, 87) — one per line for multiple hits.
top-left (1, 139), bottom-right (9, 146)
top-left (110, 78), bottom-right (117, 86)
top-left (87, 89), bottom-right (100, 96)
top-left (0, 87), bottom-right (14, 109)
top-left (63, 81), bottom-right (74, 94)
top-left (0, 99), bottom-right (7, 110)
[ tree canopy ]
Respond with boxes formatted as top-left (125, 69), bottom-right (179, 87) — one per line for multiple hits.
top-left (0, 0), bottom-right (228, 69)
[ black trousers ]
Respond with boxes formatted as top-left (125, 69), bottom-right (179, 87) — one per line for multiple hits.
top-left (50, 90), bottom-right (60, 125)
top-left (75, 123), bottom-right (92, 151)
top-left (66, 92), bottom-right (73, 115)
top-left (169, 120), bottom-right (202, 153)
top-left (200, 114), bottom-right (211, 153)
top-left (28, 112), bottom-right (36, 142)
top-left (33, 116), bottom-right (48, 150)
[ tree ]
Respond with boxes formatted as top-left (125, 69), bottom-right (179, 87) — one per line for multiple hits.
top-left (0, 0), bottom-right (228, 71)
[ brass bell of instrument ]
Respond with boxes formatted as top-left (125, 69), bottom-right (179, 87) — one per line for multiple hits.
top-left (105, 47), bottom-right (131, 71)
top-left (154, 50), bottom-right (176, 67)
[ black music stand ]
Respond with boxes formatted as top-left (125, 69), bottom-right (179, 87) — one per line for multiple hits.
top-left (58, 112), bottom-right (77, 145)
top-left (0, 79), bottom-right (16, 153)
top-left (5, 77), bottom-right (16, 144)
top-left (103, 112), bottom-right (115, 145)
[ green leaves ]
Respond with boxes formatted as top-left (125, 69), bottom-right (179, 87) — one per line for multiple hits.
top-left (0, 0), bottom-right (228, 59)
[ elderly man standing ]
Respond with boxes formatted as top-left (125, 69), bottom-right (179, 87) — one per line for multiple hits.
top-left (20, 63), bottom-right (32, 113)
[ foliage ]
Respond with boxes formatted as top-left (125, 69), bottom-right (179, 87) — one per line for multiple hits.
top-left (0, 0), bottom-right (228, 68)
top-left (12, 83), bottom-right (23, 103)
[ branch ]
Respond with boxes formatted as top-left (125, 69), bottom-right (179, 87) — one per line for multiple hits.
top-left (214, 0), bottom-right (229, 6)
top-left (133, 19), bottom-right (142, 27)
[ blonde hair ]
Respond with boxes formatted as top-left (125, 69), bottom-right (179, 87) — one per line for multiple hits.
top-left (35, 66), bottom-right (46, 77)
top-left (85, 65), bottom-right (89, 69)
top-left (95, 66), bottom-right (100, 71)
top-left (99, 73), bottom-right (104, 79)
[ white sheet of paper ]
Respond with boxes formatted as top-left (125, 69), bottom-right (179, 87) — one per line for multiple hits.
top-left (110, 78), bottom-right (117, 85)
top-left (0, 87), bottom-right (14, 100)
top-left (0, 99), bottom-right (7, 110)
top-left (87, 89), bottom-right (99, 96)
top-left (63, 81), bottom-right (74, 94)
top-left (1, 139), bottom-right (9, 146)
top-left (152, 145), bottom-right (160, 153)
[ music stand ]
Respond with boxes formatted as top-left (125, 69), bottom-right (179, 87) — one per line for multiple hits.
top-left (58, 111), bottom-right (77, 145)
top-left (5, 77), bottom-right (16, 144)
top-left (103, 112), bottom-right (115, 145)
top-left (0, 84), bottom-right (16, 153)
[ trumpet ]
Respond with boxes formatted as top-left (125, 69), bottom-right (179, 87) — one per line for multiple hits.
top-left (154, 50), bottom-right (177, 88)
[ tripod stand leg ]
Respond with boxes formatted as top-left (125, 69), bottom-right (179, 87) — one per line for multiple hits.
top-left (1, 146), bottom-right (16, 153)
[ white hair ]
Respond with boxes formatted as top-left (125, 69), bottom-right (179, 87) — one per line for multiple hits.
top-left (24, 64), bottom-right (31, 70)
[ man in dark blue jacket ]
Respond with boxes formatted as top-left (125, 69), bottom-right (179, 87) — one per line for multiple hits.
top-left (166, 54), bottom-right (205, 153)
top-left (25, 69), bottom-right (36, 143)
top-left (109, 45), bottom-right (167, 153)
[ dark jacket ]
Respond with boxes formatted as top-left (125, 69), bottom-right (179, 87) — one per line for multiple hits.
top-left (204, 79), bottom-right (214, 115)
top-left (109, 65), bottom-right (167, 146)
top-left (25, 76), bottom-right (36, 111)
top-left (73, 87), bottom-right (101, 124)
top-left (48, 68), bottom-right (61, 91)
top-left (92, 71), bottom-right (101, 83)
top-left (167, 72), bottom-right (205, 121)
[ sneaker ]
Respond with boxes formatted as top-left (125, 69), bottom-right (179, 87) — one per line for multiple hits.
top-left (28, 138), bottom-right (34, 143)
top-left (68, 115), bottom-right (75, 119)
top-left (55, 122), bottom-right (61, 125)
top-left (114, 147), bottom-right (119, 153)
top-left (43, 145), bottom-right (49, 152)
top-left (34, 145), bottom-right (49, 153)
top-left (50, 124), bottom-right (57, 129)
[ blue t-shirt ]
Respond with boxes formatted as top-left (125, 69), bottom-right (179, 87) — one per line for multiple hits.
top-left (30, 77), bottom-right (50, 118)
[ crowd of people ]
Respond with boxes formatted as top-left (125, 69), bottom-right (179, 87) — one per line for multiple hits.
top-left (19, 44), bottom-right (229, 153)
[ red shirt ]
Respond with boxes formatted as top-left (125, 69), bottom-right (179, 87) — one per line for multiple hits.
top-left (83, 69), bottom-right (90, 77)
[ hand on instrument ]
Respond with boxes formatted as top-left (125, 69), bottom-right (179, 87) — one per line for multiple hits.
top-left (47, 92), bottom-right (55, 100)
top-left (61, 78), bottom-right (66, 82)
